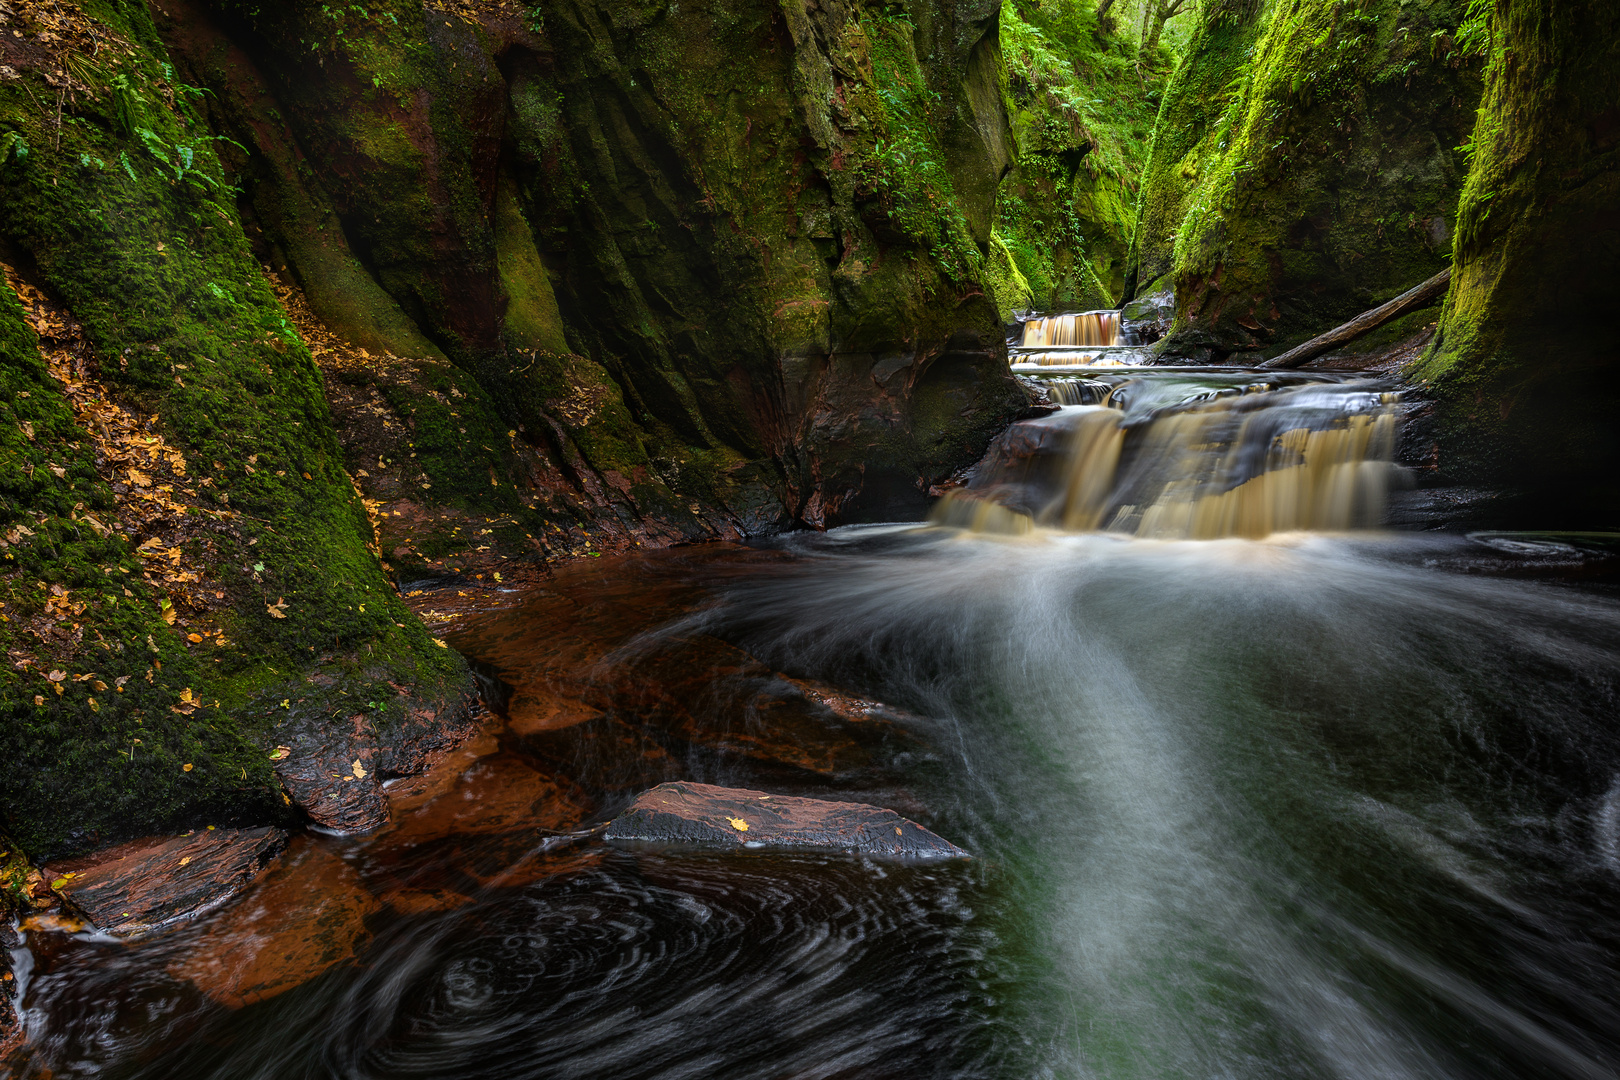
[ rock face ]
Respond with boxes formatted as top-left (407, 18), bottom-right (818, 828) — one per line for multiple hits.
top-left (0, 0), bottom-right (1025, 860)
top-left (155, 0), bottom-right (1028, 535)
top-left (604, 782), bottom-right (969, 860)
top-left (43, 827), bottom-right (286, 935)
top-left (994, 4), bottom-right (1168, 313)
top-left (1127, 0), bottom-right (1484, 360)
top-left (1410, 0), bottom-right (1620, 518)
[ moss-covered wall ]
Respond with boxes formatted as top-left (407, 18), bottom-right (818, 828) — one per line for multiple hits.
top-left (0, 0), bottom-right (1033, 854)
top-left (514, 0), bottom-right (1027, 525)
top-left (1409, 0), bottom-right (1620, 514)
top-left (1129, 0), bottom-right (1484, 360)
top-left (0, 0), bottom-right (469, 857)
top-left (151, 0), bottom-right (1026, 534)
top-left (994, 0), bottom-right (1173, 316)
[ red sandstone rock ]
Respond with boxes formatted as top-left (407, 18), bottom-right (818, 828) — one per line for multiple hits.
top-left (169, 837), bottom-right (378, 1009)
top-left (44, 827), bottom-right (286, 935)
top-left (603, 782), bottom-right (968, 860)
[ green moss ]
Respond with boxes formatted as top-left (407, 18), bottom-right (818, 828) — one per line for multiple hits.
top-left (1411, 0), bottom-right (1620, 509)
top-left (995, 0), bottom-right (1172, 310)
top-left (1131, 0), bottom-right (1481, 357)
top-left (0, 0), bottom-right (466, 856)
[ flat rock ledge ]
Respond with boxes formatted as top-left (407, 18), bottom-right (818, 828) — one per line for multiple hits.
top-left (603, 782), bottom-right (968, 860)
top-left (43, 827), bottom-right (287, 935)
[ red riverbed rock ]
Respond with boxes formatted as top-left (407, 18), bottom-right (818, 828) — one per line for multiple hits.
top-left (0, 922), bottom-right (20, 1060)
top-left (603, 782), bottom-right (968, 860)
top-left (43, 827), bottom-right (287, 935)
top-left (169, 837), bottom-right (378, 1009)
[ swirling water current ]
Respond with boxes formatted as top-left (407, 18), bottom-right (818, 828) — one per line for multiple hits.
top-left (8, 387), bottom-right (1620, 1080)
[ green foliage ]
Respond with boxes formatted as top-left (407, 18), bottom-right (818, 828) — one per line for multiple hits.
top-left (1130, 0), bottom-right (1483, 355)
top-left (994, 0), bottom-right (1169, 310)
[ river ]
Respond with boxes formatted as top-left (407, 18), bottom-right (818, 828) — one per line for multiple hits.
top-left (8, 369), bottom-right (1620, 1079)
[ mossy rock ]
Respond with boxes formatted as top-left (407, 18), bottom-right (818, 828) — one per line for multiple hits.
top-left (1410, 0), bottom-right (1620, 518)
top-left (1130, 0), bottom-right (1483, 358)
top-left (0, 0), bottom-right (470, 857)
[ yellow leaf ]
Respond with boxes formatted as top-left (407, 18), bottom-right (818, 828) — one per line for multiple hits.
top-left (727, 817), bottom-right (749, 832)
top-left (127, 468), bottom-right (152, 487)
top-left (352, 759), bottom-right (367, 779)
top-left (187, 633), bottom-right (203, 643)
top-left (182, 763), bottom-right (193, 772)
top-left (179, 856), bottom-right (191, 867)
top-left (432, 638), bottom-right (448, 648)
top-left (267, 603), bottom-right (287, 619)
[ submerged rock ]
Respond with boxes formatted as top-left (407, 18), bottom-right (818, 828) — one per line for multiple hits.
top-left (604, 782), bottom-right (968, 861)
top-left (169, 838), bottom-right (377, 1009)
top-left (43, 827), bottom-right (286, 936)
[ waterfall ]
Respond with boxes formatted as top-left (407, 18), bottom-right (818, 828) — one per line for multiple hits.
top-left (1021, 311), bottom-right (1121, 347)
top-left (934, 372), bottom-right (1402, 540)
top-left (1012, 310), bottom-right (1148, 367)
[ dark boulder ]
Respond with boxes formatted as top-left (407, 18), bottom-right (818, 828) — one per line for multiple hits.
top-left (604, 782), bottom-right (968, 860)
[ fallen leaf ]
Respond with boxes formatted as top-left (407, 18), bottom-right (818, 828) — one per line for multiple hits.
top-left (432, 638), bottom-right (448, 648)
top-left (187, 633), bottom-right (203, 643)
top-left (179, 856), bottom-right (191, 867)
top-left (45, 669), bottom-right (65, 683)
top-left (727, 817), bottom-right (749, 832)
top-left (352, 759), bottom-right (367, 779)
top-left (269, 746), bottom-right (291, 761)
top-left (127, 468), bottom-right (152, 487)
top-left (182, 763), bottom-right (193, 772)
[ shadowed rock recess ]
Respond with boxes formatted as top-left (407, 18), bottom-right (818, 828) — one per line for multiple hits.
top-left (0, 0), bottom-right (1024, 860)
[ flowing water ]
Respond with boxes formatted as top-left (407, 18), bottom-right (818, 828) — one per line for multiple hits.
top-left (1014, 311), bottom-right (1144, 367)
top-left (8, 370), bottom-right (1620, 1080)
top-left (937, 370), bottom-right (1401, 539)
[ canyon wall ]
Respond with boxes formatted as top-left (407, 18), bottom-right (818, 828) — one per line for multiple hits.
top-left (0, 0), bottom-right (1025, 854)
top-left (1128, 0), bottom-right (1484, 361)
top-left (1410, 0), bottom-right (1620, 515)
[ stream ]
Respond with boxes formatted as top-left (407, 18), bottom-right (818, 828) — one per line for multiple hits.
top-left (8, 369), bottom-right (1620, 1079)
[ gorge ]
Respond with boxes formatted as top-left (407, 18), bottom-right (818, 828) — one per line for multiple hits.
top-left (2, 0), bottom-right (1618, 1076)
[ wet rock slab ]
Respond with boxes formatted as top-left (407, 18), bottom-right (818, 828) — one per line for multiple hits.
top-left (44, 827), bottom-right (287, 935)
top-left (603, 782), bottom-right (968, 860)
top-left (1, 922), bottom-right (20, 1059)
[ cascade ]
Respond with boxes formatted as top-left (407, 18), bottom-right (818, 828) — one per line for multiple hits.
top-left (934, 372), bottom-right (1401, 540)
top-left (1022, 311), bottom-right (1121, 347)
top-left (1011, 310), bottom-right (1149, 367)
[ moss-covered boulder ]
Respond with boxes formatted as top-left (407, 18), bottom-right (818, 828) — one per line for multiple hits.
top-left (1129, 0), bottom-right (1484, 360)
top-left (0, 0), bottom-right (470, 858)
top-left (1409, 0), bottom-right (1620, 515)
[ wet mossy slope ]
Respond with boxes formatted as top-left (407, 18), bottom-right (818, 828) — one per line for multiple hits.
top-left (1411, 0), bottom-right (1620, 514)
top-left (994, 0), bottom-right (1175, 315)
top-left (1129, 0), bottom-right (1485, 361)
top-left (0, 0), bottom-right (469, 856)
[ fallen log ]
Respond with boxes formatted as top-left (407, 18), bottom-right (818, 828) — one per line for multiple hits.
top-left (1259, 267), bottom-right (1452, 370)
